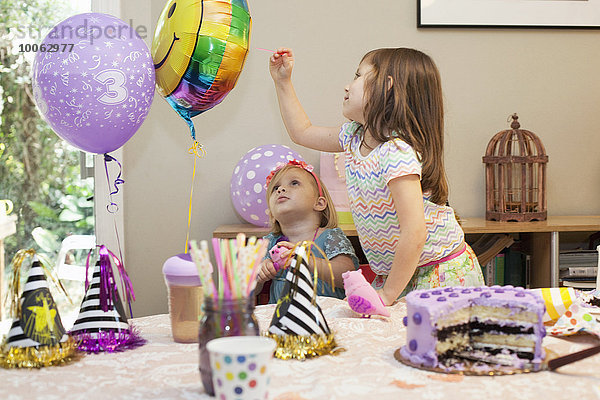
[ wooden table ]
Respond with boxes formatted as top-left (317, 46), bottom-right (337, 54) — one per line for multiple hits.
top-left (0, 215), bottom-right (17, 319)
top-left (214, 216), bottom-right (600, 288)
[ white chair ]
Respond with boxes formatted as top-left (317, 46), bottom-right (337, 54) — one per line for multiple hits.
top-left (56, 235), bottom-right (96, 281)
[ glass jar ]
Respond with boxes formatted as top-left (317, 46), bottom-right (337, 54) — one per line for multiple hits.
top-left (198, 296), bottom-right (259, 396)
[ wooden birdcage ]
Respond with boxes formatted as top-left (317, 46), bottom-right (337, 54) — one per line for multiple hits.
top-left (483, 114), bottom-right (548, 222)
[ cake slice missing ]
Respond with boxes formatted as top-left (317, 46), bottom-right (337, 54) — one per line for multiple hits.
top-left (401, 286), bottom-right (546, 371)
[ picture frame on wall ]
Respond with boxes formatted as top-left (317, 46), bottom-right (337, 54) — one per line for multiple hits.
top-left (418, 0), bottom-right (600, 29)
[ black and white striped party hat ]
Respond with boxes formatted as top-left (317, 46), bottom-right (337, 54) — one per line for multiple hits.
top-left (5, 256), bottom-right (68, 348)
top-left (267, 242), bottom-right (339, 360)
top-left (68, 247), bottom-right (145, 353)
top-left (269, 244), bottom-right (330, 336)
top-left (70, 261), bottom-right (129, 336)
top-left (1, 250), bottom-right (79, 368)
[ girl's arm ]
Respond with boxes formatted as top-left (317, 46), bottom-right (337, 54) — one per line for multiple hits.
top-left (379, 175), bottom-right (428, 305)
top-left (269, 48), bottom-right (342, 153)
top-left (313, 254), bottom-right (355, 289)
top-left (271, 241), bottom-right (354, 288)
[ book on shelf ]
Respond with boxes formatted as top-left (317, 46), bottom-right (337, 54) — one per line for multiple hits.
top-left (471, 233), bottom-right (515, 267)
top-left (559, 249), bottom-right (598, 268)
top-left (559, 266), bottom-right (598, 278)
top-left (484, 259), bottom-right (494, 286)
top-left (525, 254), bottom-right (531, 289)
top-left (504, 248), bottom-right (527, 287)
top-left (482, 248), bottom-right (529, 288)
top-left (561, 280), bottom-right (597, 289)
top-left (495, 253), bottom-right (505, 286)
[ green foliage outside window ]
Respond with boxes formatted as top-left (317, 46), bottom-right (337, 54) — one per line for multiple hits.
top-left (1, 0), bottom-right (94, 268)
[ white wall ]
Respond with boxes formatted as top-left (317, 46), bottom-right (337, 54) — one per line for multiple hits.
top-left (119, 0), bottom-right (600, 316)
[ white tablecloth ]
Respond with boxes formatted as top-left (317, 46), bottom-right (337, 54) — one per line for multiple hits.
top-left (1, 297), bottom-right (599, 399)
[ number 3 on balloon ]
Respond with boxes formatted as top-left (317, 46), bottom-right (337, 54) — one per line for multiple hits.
top-left (94, 69), bottom-right (128, 105)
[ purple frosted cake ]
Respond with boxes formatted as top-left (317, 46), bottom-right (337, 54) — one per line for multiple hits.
top-left (400, 285), bottom-right (546, 370)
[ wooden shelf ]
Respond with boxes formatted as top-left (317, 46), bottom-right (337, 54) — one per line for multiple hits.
top-left (214, 216), bottom-right (600, 238)
top-left (460, 216), bottom-right (600, 234)
top-left (213, 215), bottom-right (600, 288)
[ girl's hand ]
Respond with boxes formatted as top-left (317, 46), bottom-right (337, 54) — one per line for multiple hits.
top-left (257, 259), bottom-right (278, 284)
top-left (269, 47), bottom-right (294, 83)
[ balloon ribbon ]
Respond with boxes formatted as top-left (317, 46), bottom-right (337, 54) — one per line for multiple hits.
top-left (85, 245), bottom-right (135, 317)
top-left (185, 141), bottom-right (206, 253)
top-left (103, 153), bottom-right (124, 213)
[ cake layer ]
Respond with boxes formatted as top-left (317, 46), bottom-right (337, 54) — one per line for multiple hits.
top-left (437, 309), bottom-right (471, 328)
top-left (469, 305), bottom-right (540, 323)
top-left (471, 333), bottom-right (536, 348)
top-left (469, 319), bottom-right (536, 335)
top-left (436, 334), bottom-right (469, 354)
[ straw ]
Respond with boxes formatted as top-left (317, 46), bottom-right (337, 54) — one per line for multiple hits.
top-left (229, 239), bottom-right (243, 298)
top-left (189, 236), bottom-right (269, 304)
top-left (212, 238), bottom-right (228, 301)
top-left (246, 238), bottom-right (269, 296)
top-left (189, 240), bottom-right (216, 299)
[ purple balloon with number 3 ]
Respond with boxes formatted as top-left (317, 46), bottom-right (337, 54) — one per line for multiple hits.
top-left (32, 13), bottom-right (155, 154)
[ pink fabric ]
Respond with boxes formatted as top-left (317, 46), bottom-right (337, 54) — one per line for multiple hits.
top-left (418, 243), bottom-right (466, 268)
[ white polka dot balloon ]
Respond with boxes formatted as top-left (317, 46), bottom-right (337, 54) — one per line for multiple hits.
top-left (230, 145), bottom-right (304, 227)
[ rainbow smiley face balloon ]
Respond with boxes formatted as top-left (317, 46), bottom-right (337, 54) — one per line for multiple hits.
top-left (151, 0), bottom-right (251, 140)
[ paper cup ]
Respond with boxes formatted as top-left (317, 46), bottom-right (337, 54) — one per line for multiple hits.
top-left (207, 336), bottom-right (276, 400)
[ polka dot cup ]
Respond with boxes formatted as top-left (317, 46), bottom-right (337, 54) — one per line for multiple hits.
top-left (207, 336), bottom-right (277, 400)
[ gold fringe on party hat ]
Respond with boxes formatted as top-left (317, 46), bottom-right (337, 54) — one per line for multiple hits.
top-left (0, 249), bottom-right (79, 368)
top-left (266, 241), bottom-right (343, 360)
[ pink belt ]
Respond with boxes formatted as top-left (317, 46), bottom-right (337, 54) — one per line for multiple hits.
top-left (418, 243), bottom-right (467, 268)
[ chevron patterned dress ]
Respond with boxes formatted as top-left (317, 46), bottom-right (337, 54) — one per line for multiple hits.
top-left (339, 122), bottom-right (467, 276)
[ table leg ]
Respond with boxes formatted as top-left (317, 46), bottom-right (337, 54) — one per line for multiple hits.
top-left (550, 231), bottom-right (559, 288)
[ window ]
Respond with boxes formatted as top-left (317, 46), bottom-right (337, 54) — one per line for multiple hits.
top-left (0, 0), bottom-right (95, 326)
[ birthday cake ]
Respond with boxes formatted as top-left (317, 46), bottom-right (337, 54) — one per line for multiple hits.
top-left (400, 285), bottom-right (546, 371)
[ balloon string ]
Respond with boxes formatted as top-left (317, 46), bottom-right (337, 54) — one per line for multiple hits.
top-left (101, 153), bottom-right (131, 317)
top-left (103, 153), bottom-right (124, 213)
top-left (113, 211), bottom-right (131, 318)
top-left (185, 141), bottom-right (206, 253)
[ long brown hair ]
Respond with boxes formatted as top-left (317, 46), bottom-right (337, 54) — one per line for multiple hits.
top-left (359, 48), bottom-right (448, 205)
top-left (266, 165), bottom-right (338, 236)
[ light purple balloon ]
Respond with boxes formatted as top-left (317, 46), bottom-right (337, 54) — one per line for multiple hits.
top-left (230, 145), bottom-right (305, 227)
top-left (32, 13), bottom-right (155, 154)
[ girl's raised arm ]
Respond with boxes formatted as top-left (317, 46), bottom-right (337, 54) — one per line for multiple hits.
top-left (269, 48), bottom-right (342, 153)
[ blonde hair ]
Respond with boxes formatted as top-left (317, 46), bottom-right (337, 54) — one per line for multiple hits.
top-left (266, 164), bottom-right (338, 236)
top-left (358, 47), bottom-right (448, 205)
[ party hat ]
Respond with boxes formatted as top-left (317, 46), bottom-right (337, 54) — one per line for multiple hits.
top-left (69, 246), bottom-right (145, 353)
top-left (1, 250), bottom-right (79, 368)
top-left (267, 242), bottom-right (341, 360)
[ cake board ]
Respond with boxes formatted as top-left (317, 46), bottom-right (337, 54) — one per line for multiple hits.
top-left (394, 347), bottom-right (557, 376)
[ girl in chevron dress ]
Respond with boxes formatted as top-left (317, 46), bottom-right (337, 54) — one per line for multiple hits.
top-left (269, 47), bottom-right (484, 306)
top-left (256, 159), bottom-right (360, 304)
